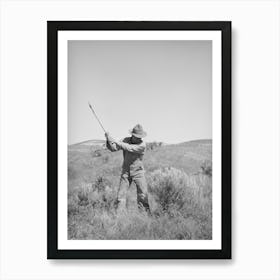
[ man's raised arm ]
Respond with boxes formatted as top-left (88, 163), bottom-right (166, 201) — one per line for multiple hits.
top-left (105, 133), bottom-right (145, 154)
top-left (115, 140), bottom-right (145, 154)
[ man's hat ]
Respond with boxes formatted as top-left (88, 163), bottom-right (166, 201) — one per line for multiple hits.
top-left (129, 124), bottom-right (147, 138)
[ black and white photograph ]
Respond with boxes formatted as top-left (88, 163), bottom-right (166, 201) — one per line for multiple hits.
top-left (68, 40), bottom-right (213, 239)
top-left (48, 21), bottom-right (231, 259)
top-left (3, 0), bottom-right (280, 278)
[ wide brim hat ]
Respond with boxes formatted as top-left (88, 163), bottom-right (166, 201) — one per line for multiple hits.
top-left (129, 124), bottom-right (147, 138)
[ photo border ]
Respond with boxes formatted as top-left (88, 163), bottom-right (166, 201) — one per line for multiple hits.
top-left (47, 21), bottom-right (231, 259)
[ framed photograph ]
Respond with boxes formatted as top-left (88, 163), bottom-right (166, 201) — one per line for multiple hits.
top-left (47, 21), bottom-right (231, 259)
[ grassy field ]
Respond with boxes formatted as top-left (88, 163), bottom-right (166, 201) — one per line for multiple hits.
top-left (68, 139), bottom-right (212, 240)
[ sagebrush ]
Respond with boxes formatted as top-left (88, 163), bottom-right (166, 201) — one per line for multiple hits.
top-left (68, 140), bottom-right (212, 240)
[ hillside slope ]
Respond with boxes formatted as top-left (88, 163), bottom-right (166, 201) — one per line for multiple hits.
top-left (68, 139), bottom-right (211, 190)
top-left (68, 139), bottom-right (212, 240)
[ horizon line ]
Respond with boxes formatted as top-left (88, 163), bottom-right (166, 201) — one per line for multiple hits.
top-left (69, 138), bottom-right (213, 147)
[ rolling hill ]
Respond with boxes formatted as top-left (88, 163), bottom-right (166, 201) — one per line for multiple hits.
top-left (68, 139), bottom-right (212, 187)
top-left (67, 139), bottom-right (212, 240)
top-left (68, 140), bottom-right (212, 174)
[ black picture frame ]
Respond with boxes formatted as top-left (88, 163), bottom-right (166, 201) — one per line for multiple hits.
top-left (47, 21), bottom-right (231, 259)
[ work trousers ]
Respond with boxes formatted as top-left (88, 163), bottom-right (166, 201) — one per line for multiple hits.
top-left (117, 172), bottom-right (150, 213)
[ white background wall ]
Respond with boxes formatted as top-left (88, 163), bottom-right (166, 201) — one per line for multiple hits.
top-left (0, 0), bottom-right (279, 279)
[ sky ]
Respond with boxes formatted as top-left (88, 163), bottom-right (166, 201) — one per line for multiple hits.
top-left (68, 40), bottom-right (212, 145)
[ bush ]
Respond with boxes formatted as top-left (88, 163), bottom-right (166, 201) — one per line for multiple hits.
top-left (77, 183), bottom-right (91, 206)
top-left (200, 160), bottom-right (212, 176)
top-left (146, 142), bottom-right (163, 151)
top-left (147, 167), bottom-right (190, 214)
top-left (70, 177), bottom-right (117, 212)
top-left (89, 187), bottom-right (117, 212)
top-left (93, 176), bottom-right (111, 192)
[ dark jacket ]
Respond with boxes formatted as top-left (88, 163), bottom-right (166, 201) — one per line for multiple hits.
top-left (106, 137), bottom-right (146, 176)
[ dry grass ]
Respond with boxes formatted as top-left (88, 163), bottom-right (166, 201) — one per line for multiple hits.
top-left (68, 140), bottom-right (212, 240)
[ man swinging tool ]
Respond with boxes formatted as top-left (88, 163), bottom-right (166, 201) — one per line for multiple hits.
top-left (88, 102), bottom-right (151, 213)
top-left (105, 125), bottom-right (151, 214)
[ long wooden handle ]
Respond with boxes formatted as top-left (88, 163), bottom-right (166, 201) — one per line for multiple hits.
top-left (88, 102), bottom-right (106, 133)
